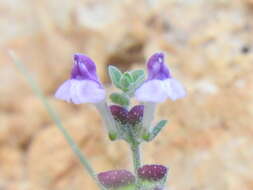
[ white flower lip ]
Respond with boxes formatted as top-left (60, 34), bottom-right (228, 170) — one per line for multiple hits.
top-left (135, 79), bottom-right (186, 103)
top-left (55, 79), bottom-right (106, 104)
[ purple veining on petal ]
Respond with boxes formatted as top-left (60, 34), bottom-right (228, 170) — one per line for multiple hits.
top-left (98, 170), bottom-right (135, 188)
top-left (147, 52), bottom-right (171, 81)
top-left (128, 105), bottom-right (144, 125)
top-left (71, 53), bottom-right (98, 81)
top-left (138, 165), bottom-right (168, 181)
top-left (110, 105), bottom-right (128, 125)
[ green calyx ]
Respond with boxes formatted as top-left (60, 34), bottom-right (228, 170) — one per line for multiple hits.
top-left (137, 179), bottom-right (166, 190)
top-left (102, 181), bottom-right (164, 190)
top-left (113, 184), bottom-right (136, 190)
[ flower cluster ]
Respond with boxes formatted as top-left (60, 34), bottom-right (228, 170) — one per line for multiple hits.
top-left (55, 52), bottom-right (186, 190)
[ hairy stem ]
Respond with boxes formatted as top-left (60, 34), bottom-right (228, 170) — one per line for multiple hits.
top-left (131, 143), bottom-right (142, 190)
top-left (131, 143), bottom-right (141, 175)
top-left (9, 51), bottom-right (106, 190)
top-left (127, 126), bottom-right (142, 190)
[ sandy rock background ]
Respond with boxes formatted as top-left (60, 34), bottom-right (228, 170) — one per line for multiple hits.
top-left (1, 0), bottom-right (253, 189)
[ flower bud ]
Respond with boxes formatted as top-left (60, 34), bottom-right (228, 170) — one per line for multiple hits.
top-left (110, 105), bottom-right (128, 125)
top-left (138, 165), bottom-right (167, 181)
top-left (98, 169), bottom-right (135, 189)
top-left (128, 105), bottom-right (144, 125)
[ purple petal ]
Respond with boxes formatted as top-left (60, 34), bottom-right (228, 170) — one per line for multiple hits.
top-left (147, 52), bottom-right (171, 81)
top-left (136, 52), bottom-right (186, 103)
top-left (163, 78), bottom-right (186, 101)
top-left (128, 105), bottom-right (144, 125)
top-left (55, 79), bottom-right (105, 104)
top-left (138, 165), bottom-right (168, 181)
top-left (98, 170), bottom-right (135, 188)
top-left (110, 105), bottom-right (128, 124)
top-left (71, 53), bottom-right (98, 81)
top-left (135, 80), bottom-right (168, 103)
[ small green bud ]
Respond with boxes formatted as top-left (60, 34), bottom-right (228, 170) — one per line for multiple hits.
top-left (120, 72), bottom-right (133, 91)
top-left (142, 132), bottom-right (151, 141)
top-left (109, 132), bottom-right (117, 141)
top-left (108, 65), bottom-right (122, 88)
top-left (110, 93), bottom-right (130, 106)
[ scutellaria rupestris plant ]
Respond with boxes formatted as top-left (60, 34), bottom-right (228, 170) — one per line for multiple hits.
top-left (10, 51), bottom-right (185, 190)
top-left (54, 52), bottom-right (186, 190)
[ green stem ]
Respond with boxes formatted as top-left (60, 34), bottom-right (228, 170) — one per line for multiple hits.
top-left (127, 126), bottom-right (142, 190)
top-left (131, 143), bottom-right (142, 190)
top-left (9, 52), bottom-right (106, 190)
top-left (131, 143), bottom-right (141, 175)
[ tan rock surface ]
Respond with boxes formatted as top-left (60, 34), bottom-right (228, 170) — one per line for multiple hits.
top-left (1, 0), bottom-right (253, 190)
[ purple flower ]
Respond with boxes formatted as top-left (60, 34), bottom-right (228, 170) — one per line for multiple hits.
top-left (98, 169), bottom-right (135, 188)
top-left (109, 105), bottom-right (144, 125)
top-left (55, 53), bottom-right (105, 104)
top-left (138, 164), bottom-right (168, 181)
top-left (135, 52), bottom-right (186, 103)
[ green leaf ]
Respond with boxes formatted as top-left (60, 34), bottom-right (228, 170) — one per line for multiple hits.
top-left (120, 72), bottom-right (133, 91)
top-left (131, 69), bottom-right (145, 81)
top-left (110, 93), bottom-right (130, 106)
top-left (143, 120), bottom-right (168, 141)
top-left (126, 73), bottom-right (145, 96)
top-left (132, 73), bottom-right (145, 88)
top-left (108, 65), bottom-right (122, 88)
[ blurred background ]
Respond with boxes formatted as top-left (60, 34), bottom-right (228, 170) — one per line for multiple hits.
top-left (1, 0), bottom-right (253, 189)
